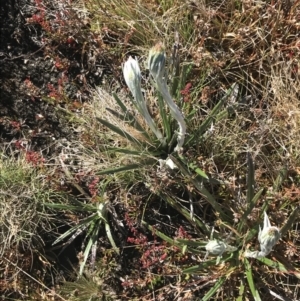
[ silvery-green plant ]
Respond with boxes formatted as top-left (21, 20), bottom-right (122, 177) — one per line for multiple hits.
top-left (259, 211), bottom-right (281, 253)
top-left (96, 45), bottom-right (235, 178)
top-left (95, 44), bottom-right (194, 176)
top-left (123, 56), bottom-right (165, 145)
top-left (205, 239), bottom-right (237, 257)
top-left (45, 195), bottom-right (119, 276)
top-left (245, 211), bottom-right (280, 258)
top-left (148, 42), bottom-right (186, 152)
top-left (143, 152), bottom-right (300, 301)
top-left (205, 239), bottom-right (227, 256)
top-left (204, 225), bottom-right (237, 265)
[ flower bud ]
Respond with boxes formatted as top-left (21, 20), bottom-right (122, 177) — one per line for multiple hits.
top-left (147, 42), bottom-right (186, 152)
top-left (245, 212), bottom-right (280, 259)
top-left (123, 56), bottom-right (165, 144)
top-left (147, 42), bottom-right (166, 80)
top-left (205, 239), bottom-right (227, 256)
top-left (258, 211), bottom-right (280, 254)
top-left (123, 56), bottom-right (141, 97)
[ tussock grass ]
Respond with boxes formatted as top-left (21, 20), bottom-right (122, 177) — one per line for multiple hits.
top-left (84, 0), bottom-right (196, 57)
top-left (0, 152), bottom-right (52, 254)
top-left (67, 87), bottom-right (156, 174)
top-left (0, 149), bottom-right (70, 298)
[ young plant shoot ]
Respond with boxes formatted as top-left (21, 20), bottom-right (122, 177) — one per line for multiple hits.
top-left (148, 42), bottom-right (186, 152)
top-left (123, 56), bottom-right (165, 145)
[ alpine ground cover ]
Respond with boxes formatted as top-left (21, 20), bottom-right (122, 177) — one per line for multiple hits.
top-left (1, 0), bottom-right (300, 300)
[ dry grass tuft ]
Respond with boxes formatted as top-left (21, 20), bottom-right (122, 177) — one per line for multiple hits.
top-left (0, 149), bottom-right (69, 298)
top-left (84, 0), bottom-right (196, 58)
top-left (0, 153), bottom-right (52, 254)
top-left (63, 87), bottom-right (155, 172)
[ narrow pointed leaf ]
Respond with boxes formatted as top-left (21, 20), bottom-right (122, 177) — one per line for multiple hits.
top-left (109, 94), bottom-right (150, 137)
top-left (79, 237), bottom-right (94, 275)
top-left (167, 132), bottom-right (178, 153)
top-left (97, 164), bottom-right (141, 175)
top-left (79, 224), bottom-right (100, 275)
top-left (192, 166), bottom-right (209, 179)
top-left (236, 280), bottom-right (245, 301)
top-left (161, 193), bottom-right (210, 236)
top-left (53, 214), bottom-right (98, 245)
top-left (257, 256), bottom-right (300, 279)
top-left (142, 221), bottom-right (184, 249)
top-left (188, 83), bottom-right (237, 144)
top-left (202, 276), bottom-right (226, 301)
top-left (170, 43), bottom-right (181, 98)
top-left (280, 205), bottom-right (300, 237)
top-left (97, 160), bottom-right (155, 175)
top-left (185, 108), bottom-right (197, 121)
top-left (175, 239), bottom-right (206, 248)
top-left (176, 64), bottom-right (193, 98)
top-left (182, 259), bottom-right (219, 274)
top-left (246, 152), bottom-right (255, 203)
top-left (44, 203), bottom-right (96, 213)
top-left (245, 258), bottom-right (262, 301)
top-left (106, 107), bottom-right (128, 121)
top-left (273, 167), bottom-right (287, 192)
top-left (157, 93), bottom-right (172, 142)
top-left (105, 147), bottom-right (154, 156)
top-left (112, 92), bottom-right (128, 112)
top-left (179, 155), bottom-right (208, 179)
top-left (105, 222), bottom-right (119, 254)
top-left (96, 117), bottom-right (142, 145)
top-left (106, 107), bottom-right (147, 136)
top-left (237, 188), bottom-right (264, 233)
top-left (170, 155), bottom-right (229, 221)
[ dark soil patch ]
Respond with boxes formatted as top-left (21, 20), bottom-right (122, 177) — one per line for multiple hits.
top-left (0, 0), bottom-right (109, 155)
top-left (1, 1), bottom-right (68, 152)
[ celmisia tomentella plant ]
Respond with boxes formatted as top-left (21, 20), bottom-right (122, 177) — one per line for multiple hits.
top-left (245, 211), bottom-right (281, 258)
top-left (123, 56), bottom-right (165, 145)
top-left (148, 42), bottom-right (187, 152)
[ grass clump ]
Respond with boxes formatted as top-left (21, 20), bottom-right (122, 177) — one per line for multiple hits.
top-left (85, 0), bottom-right (195, 54)
top-left (0, 152), bottom-right (53, 254)
top-left (0, 150), bottom-right (69, 298)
